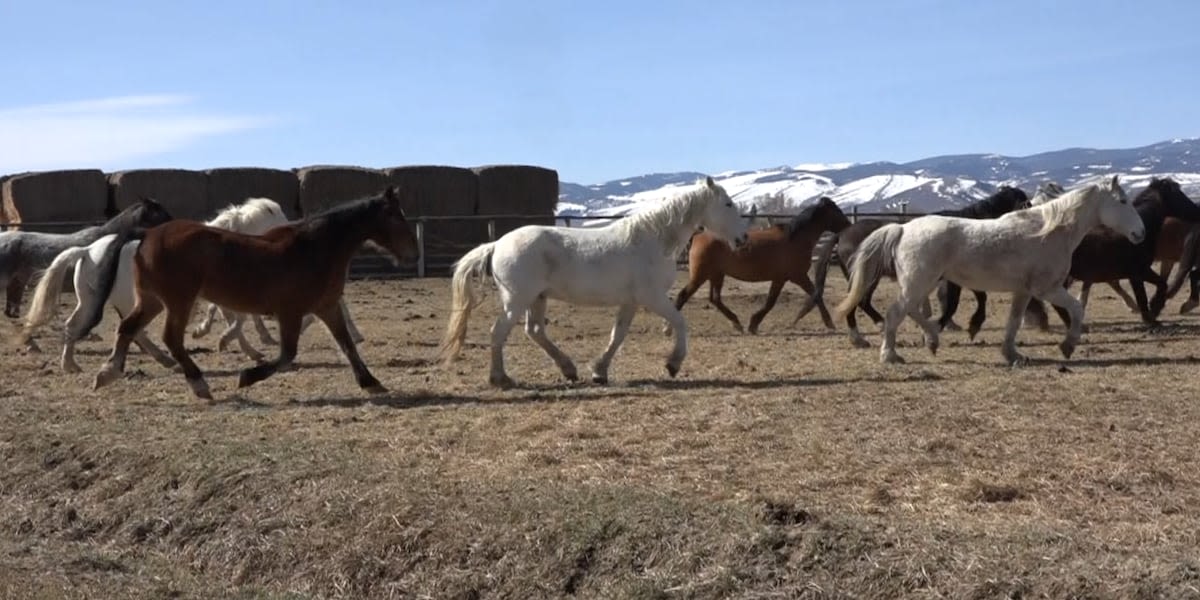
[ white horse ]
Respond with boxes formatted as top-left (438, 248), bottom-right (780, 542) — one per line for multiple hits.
top-left (438, 176), bottom-right (749, 387)
top-left (836, 175), bottom-right (1144, 366)
top-left (19, 198), bottom-right (362, 372)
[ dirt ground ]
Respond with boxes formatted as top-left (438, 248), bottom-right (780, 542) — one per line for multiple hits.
top-left (3, 273), bottom-right (1200, 599)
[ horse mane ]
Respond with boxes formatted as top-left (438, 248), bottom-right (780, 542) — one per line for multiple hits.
top-left (780, 197), bottom-right (838, 240)
top-left (1140, 177), bottom-right (1200, 218)
top-left (298, 193), bottom-right (389, 234)
top-left (1027, 184), bottom-right (1099, 237)
top-left (207, 197), bottom-right (285, 230)
top-left (618, 181), bottom-right (715, 246)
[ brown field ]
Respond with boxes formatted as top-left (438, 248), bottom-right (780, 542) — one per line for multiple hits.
top-left (3, 274), bottom-right (1200, 599)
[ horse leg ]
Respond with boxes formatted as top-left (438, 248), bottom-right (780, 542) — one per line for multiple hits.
top-left (747, 279), bottom-right (784, 335)
top-left (1038, 288), bottom-right (1084, 360)
top-left (644, 295), bottom-right (688, 377)
top-left (937, 281), bottom-right (963, 331)
top-left (94, 296), bottom-right (164, 390)
top-left (1024, 298), bottom-right (1052, 331)
top-left (5, 275), bottom-right (25, 318)
top-left (665, 274), bottom-right (704, 336)
top-left (315, 303), bottom-right (383, 392)
top-left (192, 302), bottom-right (220, 338)
top-left (588, 303), bottom-right (635, 384)
top-left (879, 299), bottom-right (911, 364)
top-left (1102, 280), bottom-right (1138, 313)
top-left (522, 295), bottom-right (579, 382)
top-left (1000, 292), bottom-right (1033, 366)
top-left (1078, 282), bottom-right (1091, 313)
top-left (789, 273), bottom-right (835, 330)
top-left (487, 290), bottom-right (526, 388)
top-left (1142, 267), bottom-right (1169, 322)
top-left (222, 311), bottom-right (267, 362)
top-left (845, 303), bottom-right (870, 348)
top-left (1183, 269), bottom-right (1200, 314)
top-left (707, 275), bottom-right (744, 333)
top-left (252, 314), bottom-right (278, 346)
top-left (860, 279), bottom-right (886, 326)
top-left (237, 314), bottom-right (303, 391)
top-left (157, 300), bottom-right (213, 400)
top-left (339, 299), bottom-right (365, 344)
top-left (967, 290), bottom-right (988, 341)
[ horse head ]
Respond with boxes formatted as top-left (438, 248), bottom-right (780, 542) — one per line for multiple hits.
top-left (132, 196), bottom-right (174, 228)
top-left (1145, 177), bottom-right (1200, 221)
top-left (367, 186), bottom-right (419, 264)
top-left (1096, 175), bottom-right (1144, 244)
top-left (698, 176), bottom-right (749, 248)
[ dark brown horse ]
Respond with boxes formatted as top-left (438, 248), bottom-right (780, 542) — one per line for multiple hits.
top-left (74, 186), bottom-right (419, 400)
top-left (1016, 178), bottom-right (1200, 329)
top-left (672, 197), bottom-right (851, 334)
top-left (809, 186), bottom-right (1030, 347)
top-left (1079, 216), bottom-right (1200, 313)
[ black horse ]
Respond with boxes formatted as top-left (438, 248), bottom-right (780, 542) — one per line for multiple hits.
top-left (807, 185), bottom-right (1029, 347)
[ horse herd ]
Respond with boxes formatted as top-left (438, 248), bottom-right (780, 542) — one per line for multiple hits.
top-left (2, 175), bottom-right (1199, 399)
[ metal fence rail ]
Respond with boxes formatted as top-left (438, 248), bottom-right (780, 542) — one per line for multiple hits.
top-left (2, 206), bottom-right (922, 279)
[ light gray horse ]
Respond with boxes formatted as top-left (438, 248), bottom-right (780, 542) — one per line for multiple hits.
top-left (0, 198), bottom-right (174, 319)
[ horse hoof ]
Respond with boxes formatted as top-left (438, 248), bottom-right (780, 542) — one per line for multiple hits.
top-left (489, 375), bottom-right (515, 389)
top-left (928, 341), bottom-right (939, 355)
top-left (93, 366), bottom-right (121, 390)
top-left (1059, 340), bottom-right (1076, 359)
top-left (666, 363), bottom-right (680, 378)
top-left (363, 383), bottom-right (388, 395)
top-left (943, 322), bottom-right (962, 332)
top-left (187, 379), bottom-right (213, 401)
top-left (236, 372), bottom-right (256, 389)
top-left (881, 354), bottom-right (906, 365)
top-left (591, 375), bottom-right (608, 385)
top-left (747, 326), bottom-right (760, 335)
top-left (24, 341), bottom-right (42, 354)
top-left (733, 325), bottom-right (745, 334)
top-left (1005, 354), bottom-right (1030, 368)
top-left (351, 334), bottom-right (365, 345)
top-left (851, 338), bottom-right (871, 349)
top-left (1181, 300), bottom-right (1198, 314)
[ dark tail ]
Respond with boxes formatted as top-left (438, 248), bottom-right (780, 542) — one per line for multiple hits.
top-left (1166, 227), bottom-right (1200, 299)
top-left (68, 228), bottom-right (146, 342)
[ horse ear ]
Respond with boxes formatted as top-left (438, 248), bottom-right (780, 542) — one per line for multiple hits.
top-left (384, 185), bottom-right (401, 210)
top-left (705, 176), bottom-right (715, 188)
top-left (1110, 174), bottom-right (1120, 188)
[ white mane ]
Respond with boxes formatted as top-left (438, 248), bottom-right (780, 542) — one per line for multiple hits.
top-left (206, 197), bottom-right (286, 232)
top-left (1026, 184), bottom-right (1101, 237)
top-left (617, 181), bottom-right (716, 252)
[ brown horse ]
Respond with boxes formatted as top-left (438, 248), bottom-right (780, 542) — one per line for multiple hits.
top-left (73, 186), bottom-right (419, 400)
top-left (671, 197), bottom-right (851, 334)
top-left (1079, 216), bottom-right (1200, 313)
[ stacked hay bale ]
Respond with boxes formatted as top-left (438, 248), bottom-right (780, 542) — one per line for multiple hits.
top-left (207, 167), bottom-right (301, 219)
top-left (2, 169), bottom-right (109, 233)
top-left (108, 169), bottom-right (211, 220)
top-left (473, 165), bottom-right (559, 237)
top-left (384, 165), bottom-right (482, 263)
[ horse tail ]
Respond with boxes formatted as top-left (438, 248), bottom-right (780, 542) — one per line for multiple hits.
top-left (796, 232), bottom-right (838, 316)
top-left (835, 224), bottom-right (903, 319)
top-left (1167, 226), bottom-right (1200, 298)
top-left (17, 245), bottom-right (91, 345)
top-left (437, 241), bottom-right (496, 364)
top-left (69, 228), bottom-right (145, 342)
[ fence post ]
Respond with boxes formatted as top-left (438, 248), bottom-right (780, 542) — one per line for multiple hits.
top-left (564, 217), bottom-right (573, 228)
top-left (487, 219), bottom-right (496, 242)
top-left (415, 220), bottom-right (426, 278)
top-left (900, 202), bottom-right (908, 222)
top-left (851, 205), bottom-right (859, 223)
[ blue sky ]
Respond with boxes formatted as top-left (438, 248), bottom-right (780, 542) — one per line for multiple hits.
top-left (2, 0), bottom-right (1198, 184)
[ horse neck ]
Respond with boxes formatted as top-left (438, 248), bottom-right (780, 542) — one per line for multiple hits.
top-left (1053, 193), bottom-right (1108, 248)
top-left (304, 213), bottom-right (378, 270)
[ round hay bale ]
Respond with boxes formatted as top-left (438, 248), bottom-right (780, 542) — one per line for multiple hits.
top-left (295, 165), bottom-right (389, 216)
top-left (384, 165), bottom-right (483, 258)
top-left (2, 169), bottom-right (108, 233)
top-left (206, 167), bottom-right (301, 219)
top-left (473, 165), bottom-right (558, 236)
top-left (109, 169), bottom-right (211, 220)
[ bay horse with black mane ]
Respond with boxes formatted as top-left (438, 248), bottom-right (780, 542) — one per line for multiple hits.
top-left (807, 186), bottom-right (1030, 347)
top-left (74, 186), bottom-right (418, 400)
top-left (671, 196), bottom-right (851, 334)
top-left (0, 198), bottom-right (173, 319)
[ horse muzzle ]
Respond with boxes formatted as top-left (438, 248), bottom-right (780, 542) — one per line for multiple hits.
top-left (732, 233), bottom-right (749, 249)
top-left (1128, 230), bottom-right (1146, 245)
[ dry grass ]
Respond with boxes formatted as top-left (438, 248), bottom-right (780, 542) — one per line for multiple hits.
top-left (3, 274), bottom-right (1200, 598)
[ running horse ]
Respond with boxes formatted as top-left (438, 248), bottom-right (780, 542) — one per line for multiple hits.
top-left (0, 198), bottom-right (173, 318)
top-left (836, 175), bottom-right (1143, 366)
top-left (74, 186), bottom-right (419, 400)
top-left (670, 196), bottom-right (851, 334)
top-left (807, 186), bottom-right (1030, 347)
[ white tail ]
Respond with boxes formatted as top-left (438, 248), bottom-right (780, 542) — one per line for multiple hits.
top-left (18, 245), bottom-right (91, 345)
top-left (835, 224), bottom-right (903, 318)
top-left (437, 242), bottom-right (497, 364)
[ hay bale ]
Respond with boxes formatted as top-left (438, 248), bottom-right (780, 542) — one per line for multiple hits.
top-left (473, 165), bottom-right (558, 236)
top-left (383, 166), bottom-right (482, 258)
top-left (206, 167), bottom-right (301, 219)
top-left (2, 169), bottom-right (109, 232)
top-left (296, 166), bottom-right (389, 216)
top-left (109, 169), bottom-right (211, 220)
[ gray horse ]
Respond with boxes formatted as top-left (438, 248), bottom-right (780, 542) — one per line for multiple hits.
top-left (0, 198), bottom-right (174, 318)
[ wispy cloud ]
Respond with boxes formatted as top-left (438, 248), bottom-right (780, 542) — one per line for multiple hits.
top-left (0, 94), bottom-right (270, 172)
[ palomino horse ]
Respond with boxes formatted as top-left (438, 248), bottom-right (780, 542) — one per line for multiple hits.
top-left (671, 196), bottom-right (850, 334)
top-left (808, 186), bottom-right (1030, 347)
top-left (1020, 177), bottom-right (1200, 328)
top-left (0, 198), bottom-right (173, 318)
top-left (438, 176), bottom-right (749, 387)
top-left (836, 175), bottom-right (1144, 366)
top-left (77, 186), bottom-right (418, 400)
top-left (18, 197), bottom-right (367, 371)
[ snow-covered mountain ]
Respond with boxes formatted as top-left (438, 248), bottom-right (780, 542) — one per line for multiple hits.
top-left (557, 138), bottom-right (1200, 217)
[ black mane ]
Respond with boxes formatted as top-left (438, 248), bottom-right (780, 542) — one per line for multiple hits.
top-left (1137, 177), bottom-right (1200, 221)
top-left (300, 191), bottom-right (389, 233)
top-left (782, 197), bottom-right (835, 240)
top-left (932, 186), bottom-right (1029, 219)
